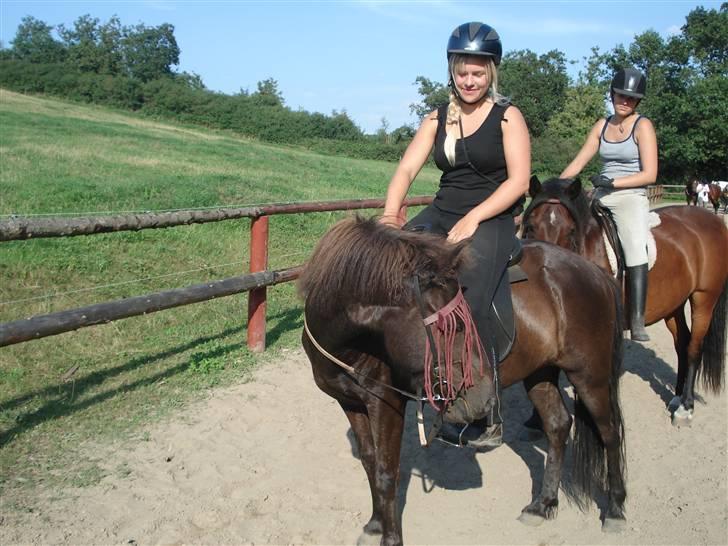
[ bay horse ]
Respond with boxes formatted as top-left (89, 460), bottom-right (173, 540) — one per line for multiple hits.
top-left (707, 183), bottom-right (724, 214)
top-left (300, 216), bottom-right (626, 545)
top-left (523, 177), bottom-right (728, 425)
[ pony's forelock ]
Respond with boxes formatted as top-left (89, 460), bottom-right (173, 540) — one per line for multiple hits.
top-left (299, 216), bottom-right (468, 318)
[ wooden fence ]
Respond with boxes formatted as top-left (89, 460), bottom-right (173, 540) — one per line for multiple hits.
top-left (0, 185), bottom-right (667, 351)
top-left (0, 197), bottom-right (431, 351)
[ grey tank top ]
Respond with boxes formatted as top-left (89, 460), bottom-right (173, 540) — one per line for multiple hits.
top-left (599, 115), bottom-right (644, 179)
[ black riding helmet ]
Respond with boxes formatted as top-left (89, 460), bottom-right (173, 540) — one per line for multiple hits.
top-left (611, 68), bottom-right (647, 99)
top-left (447, 22), bottom-right (502, 66)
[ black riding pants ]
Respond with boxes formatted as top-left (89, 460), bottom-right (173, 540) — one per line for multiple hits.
top-left (404, 205), bottom-right (516, 368)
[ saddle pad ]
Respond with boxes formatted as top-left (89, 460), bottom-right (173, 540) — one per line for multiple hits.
top-left (602, 211), bottom-right (661, 275)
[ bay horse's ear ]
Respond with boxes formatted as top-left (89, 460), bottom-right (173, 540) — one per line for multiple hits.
top-left (529, 175), bottom-right (542, 198)
top-left (566, 178), bottom-right (582, 200)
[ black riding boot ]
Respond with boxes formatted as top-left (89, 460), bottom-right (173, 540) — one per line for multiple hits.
top-left (627, 263), bottom-right (650, 341)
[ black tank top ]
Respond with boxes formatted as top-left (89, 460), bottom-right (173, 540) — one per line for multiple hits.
top-left (432, 102), bottom-right (510, 215)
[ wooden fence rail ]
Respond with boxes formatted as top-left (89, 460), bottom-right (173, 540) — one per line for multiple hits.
top-left (1, 196), bottom-right (433, 350)
top-left (0, 197), bottom-right (432, 241)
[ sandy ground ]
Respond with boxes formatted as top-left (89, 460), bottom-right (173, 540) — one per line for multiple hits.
top-left (2, 315), bottom-right (726, 546)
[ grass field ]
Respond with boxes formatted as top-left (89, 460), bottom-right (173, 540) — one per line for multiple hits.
top-left (0, 89), bottom-right (441, 504)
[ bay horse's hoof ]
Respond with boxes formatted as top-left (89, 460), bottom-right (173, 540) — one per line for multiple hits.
top-left (602, 517), bottom-right (627, 533)
top-left (671, 403), bottom-right (693, 427)
top-left (518, 511), bottom-right (545, 527)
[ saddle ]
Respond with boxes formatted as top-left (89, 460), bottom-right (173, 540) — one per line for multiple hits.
top-left (489, 238), bottom-right (527, 364)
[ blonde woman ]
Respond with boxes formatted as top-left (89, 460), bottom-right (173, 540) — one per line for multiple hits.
top-left (381, 22), bottom-right (531, 448)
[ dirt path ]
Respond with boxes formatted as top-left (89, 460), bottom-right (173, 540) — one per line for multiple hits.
top-left (2, 320), bottom-right (726, 545)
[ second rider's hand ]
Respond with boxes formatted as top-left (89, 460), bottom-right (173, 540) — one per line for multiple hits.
top-left (447, 215), bottom-right (479, 243)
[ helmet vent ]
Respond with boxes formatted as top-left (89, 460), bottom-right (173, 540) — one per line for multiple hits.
top-left (468, 22), bottom-right (481, 40)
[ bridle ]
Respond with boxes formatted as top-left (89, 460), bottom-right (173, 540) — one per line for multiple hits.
top-left (303, 275), bottom-right (482, 446)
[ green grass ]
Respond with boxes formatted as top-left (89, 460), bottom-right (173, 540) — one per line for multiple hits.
top-left (0, 89), bottom-right (440, 505)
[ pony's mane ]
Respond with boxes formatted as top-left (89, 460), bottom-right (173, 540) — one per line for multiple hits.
top-left (524, 178), bottom-right (592, 237)
top-left (299, 216), bottom-right (468, 318)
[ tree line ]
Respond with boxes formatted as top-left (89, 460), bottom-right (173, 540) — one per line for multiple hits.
top-left (1, 6), bottom-right (726, 182)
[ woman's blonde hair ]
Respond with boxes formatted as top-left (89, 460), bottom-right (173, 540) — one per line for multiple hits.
top-left (443, 54), bottom-right (506, 166)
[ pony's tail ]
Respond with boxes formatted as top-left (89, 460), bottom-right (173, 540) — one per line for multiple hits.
top-left (571, 280), bottom-right (626, 509)
top-left (700, 279), bottom-right (727, 393)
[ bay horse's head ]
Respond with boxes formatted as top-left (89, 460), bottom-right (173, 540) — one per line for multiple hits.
top-left (299, 216), bottom-right (494, 424)
top-left (522, 176), bottom-right (591, 253)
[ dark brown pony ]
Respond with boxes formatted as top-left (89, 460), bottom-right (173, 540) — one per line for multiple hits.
top-left (523, 177), bottom-right (728, 425)
top-left (300, 217), bottom-right (626, 545)
top-left (685, 178), bottom-right (700, 206)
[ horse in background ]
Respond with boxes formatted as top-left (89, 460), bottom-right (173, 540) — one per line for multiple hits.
top-left (707, 183), bottom-right (723, 214)
top-left (300, 216), bottom-right (627, 544)
top-left (523, 177), bottom-right (728, 426)
top-left (685, 178), bottom-right (700, 206)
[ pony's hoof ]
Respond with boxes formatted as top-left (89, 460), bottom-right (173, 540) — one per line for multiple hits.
top-left (518, 511), bottom-right (545, 527)
top-left (356, 530), bottom-right (382, 545)
top-left (667, 396), bottom-right (682, 413)
top-left (602, 517), bottom-right (626, 533)
top-left (671, 404), bottom-right (693, 427)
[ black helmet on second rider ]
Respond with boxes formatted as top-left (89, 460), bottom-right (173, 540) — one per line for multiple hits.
top-left (611, 68), bottom-right (647, 99)
top-left (447, 22), bottom-right (502, 66)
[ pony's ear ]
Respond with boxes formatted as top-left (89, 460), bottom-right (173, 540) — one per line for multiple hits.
top-left (529, 175), bottom-right (542, 197)
top-left (449, 239), bottom-right (472, 272)
top-left (567, 178), bottom-right (582, 199)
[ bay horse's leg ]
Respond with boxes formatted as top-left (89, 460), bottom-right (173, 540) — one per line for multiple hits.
top-left (664, 308), bottom-right (690, 412)
top-left (518, 369), bottom-right (571, 526)
top-left (673, 291), bottom-right (719, 424)
top-left (342, 396), bottom-right (406, 546)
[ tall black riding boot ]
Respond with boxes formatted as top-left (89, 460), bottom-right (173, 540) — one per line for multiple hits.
top-left (627, 263), bottom-right (650, 341)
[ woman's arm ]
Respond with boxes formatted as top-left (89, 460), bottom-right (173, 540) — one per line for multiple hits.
top-left (447, 105), bottom-right (531, 243)
top-left (560, 120), bottom-right (603, 179)
top-left (611, 118), bottom-right (658, 189)
top-left (381, 111), bottom-right (439, 226)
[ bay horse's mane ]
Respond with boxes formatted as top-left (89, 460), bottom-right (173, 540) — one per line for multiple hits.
top-left (299, 216), bottom-right (469, 318)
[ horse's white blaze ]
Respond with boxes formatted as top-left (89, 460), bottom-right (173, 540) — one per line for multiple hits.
top-left (549, 210), bottom-right (557, 225)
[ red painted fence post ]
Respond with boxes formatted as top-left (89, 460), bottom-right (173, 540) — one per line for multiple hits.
top-left (247, 215), bottom-right (269, 352)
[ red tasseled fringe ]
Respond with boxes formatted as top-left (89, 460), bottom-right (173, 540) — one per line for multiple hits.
top-left (423, 289), bottom-right (486, 410)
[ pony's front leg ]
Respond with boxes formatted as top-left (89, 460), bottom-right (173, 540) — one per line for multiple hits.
top-left (343, 395), bottom-right (406, 546)
top-left (518, 375), bottom-right (571, 526)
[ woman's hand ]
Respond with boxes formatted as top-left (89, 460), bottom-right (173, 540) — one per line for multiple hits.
top-left (379, 213), bottom-right (404, 228)
top-left (447, 215), bottom-right (479, 243)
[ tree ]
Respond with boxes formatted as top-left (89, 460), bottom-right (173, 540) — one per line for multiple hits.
top-left (409, 76), bottom-right (449, 119)
top-left (58, 14), bottom-right (124, 75)
top-left (252, 78), bottom-right (284, 106)
top-left (498, 49), bottom-right (569, 138)
top-left (122, 22), bottom-right (179, 82)
top-left (10, 15), bottom-right (65, 63)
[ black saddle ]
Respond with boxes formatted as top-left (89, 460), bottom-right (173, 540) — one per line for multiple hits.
top-left (489, 237), bottom-right (527, 364)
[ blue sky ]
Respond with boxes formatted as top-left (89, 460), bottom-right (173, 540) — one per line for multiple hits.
top-left (0, 1), bottom-right (717, 133)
